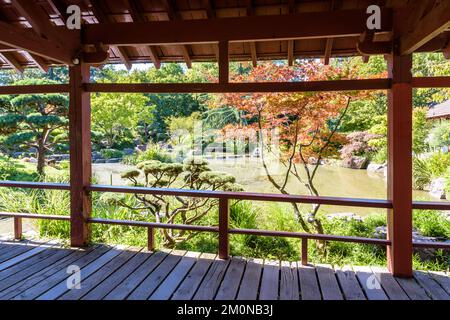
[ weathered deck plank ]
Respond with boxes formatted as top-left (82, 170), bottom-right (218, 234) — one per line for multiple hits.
top-left (298, 264), bottom-right (322, 300)
top-left (335, 265), bottom-right (366, 300)
top-left (104, 251), bottom-right (169, 300)
top-left (316, 264), bottom-right (343, 300)
top-left (172, 253), bottom-right (216, 300)
top-left (149, 251), bottom-right (200, 300)
top-left (370, 266), bottom-right (409, 300)
top-left (353, 265), bottom-right (388, 300)
top-left (215, 257), bottom-right (246, 300)
top-left (236, 258), bottom-right (263, 300)
top-left (0, 241), bottom-right (447, 301)
top-left (413, 271), bottom-right (450, 300)
top-left (127, 250), bottom-right (185, 300)
top-left (259, 260), bottom-right (280, 300)
top-left (193, 256), bottom-right (230, 300)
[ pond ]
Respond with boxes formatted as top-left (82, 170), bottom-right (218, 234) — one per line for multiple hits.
top-left (92, 158), bottom-right (446, 217)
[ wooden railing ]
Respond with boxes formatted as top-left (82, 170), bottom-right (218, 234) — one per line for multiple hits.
top-left (0, 181), bottom-right (449, 265)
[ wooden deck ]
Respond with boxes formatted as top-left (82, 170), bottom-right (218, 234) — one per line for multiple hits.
top-left (0, 240), bottom-right (448, 300)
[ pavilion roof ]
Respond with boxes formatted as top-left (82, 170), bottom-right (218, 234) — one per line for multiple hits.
top-left (0, 0), bottom-right (449, 72)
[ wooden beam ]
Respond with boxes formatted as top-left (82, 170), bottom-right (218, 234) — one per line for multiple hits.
top-left (69, 64), bottom-right (92, 247)
top-left (0, 52), bottom-right (24, 73)
top-left (412, 76), bottom-right (450, 88)
top-left (249, 42), bottom-right (257, 67)
top-left (0, 20), bottom-right (75, 65)
top-left (324, 39), bottom-right (334, 65)
top-left (125, 0), bottom-right (161, 69)
top-left (47, 0), bottom-right (70, 22)
top-left (180, 45), bottom-right (192, 69)
top-left (0, 84), bottom-right (70, 95)
top-left (115, 47), bottom-right (132, 71)
top-left (323, 0), bottom-right (338, 65)
top-left (287, 40), bottom-right (294, 66)
top-left (163, 0), bottom-right (192, 67)
top-left (444, 41), bottom-right (450, 59)
top-left (85, 78), bottom-right (391, 93)
top-left (28, 53), bottom-right (49, 73)
top-left (400, 1), bottom-right (450, 55)
top-left (386, 53), bottom-right (413, 278)
top-left (12, 0), bottom-right (64, 43)
top-left (90, 0), bottom-right (132, 69)
top-left (219, 41), bottom-right (229, 84)
top-left (83, 9), bottom-right (393, 45)
top-left (144, 46), bottom-right (161, 69)
top-left (203, 0), bottom-right (215, 19)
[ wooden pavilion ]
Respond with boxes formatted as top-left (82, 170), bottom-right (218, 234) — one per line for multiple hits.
top-left (0, 0), bottom-right (449, 300)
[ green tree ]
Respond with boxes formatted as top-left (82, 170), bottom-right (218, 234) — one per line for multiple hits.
top-left (0, 79), bottom-right (69, 174)
top-left (113, 158), bottom-right (242, 247)
top-left (91, 92), bottom-right (151, 148)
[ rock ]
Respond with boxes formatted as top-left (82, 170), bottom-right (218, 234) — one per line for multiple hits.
top-left (341, 156), bottom-right (368, 169)
top-left (23, 157), bottom-right (37, 163)
top-left (374, 226), bottom-right (448, 261)
top-left (123, 148), bottom-right (134, 155)
top-left (326, 213), bottom-right (363, 222)
top-left (367, 162), bottom-right (386, 175)
top-left (94, 159), bottom-right (106, 164)
top-left (92, 151), bottom-right (102, 160)
top-left (135, 145), bottom-right (147, 152)
top-left (429, 178), bottom-right (446, 200)
top-left (441, 211), bottom-right (450, 221)
top-left (105, 158), bottom-right (121, 163)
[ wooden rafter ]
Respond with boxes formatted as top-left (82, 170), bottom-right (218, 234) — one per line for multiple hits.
top-left (323, 0), bottom-right (339, 65)
top-left (0, 20), bottom-right (73, 65)
top-left (163, 0), bottom-right (192, 68)
top-left (287, 0), bottom-right (295, 66)
top-left (47, 0), bottom-right (70, 22)
top-left (249, 42), bottom-right (257, 67)
top-left (400, 0), bottom-right (450, 55)
top-left (90, 0), bottom-right (131, 70)
top-left (28, 53), bottom-right (49, 73)
top-left (83, 9), bottom-right (393, 46)
top-left (115, 47), bottom-right (132, 71)
top-left (246, 0), bottom-right (258, 67)
top-left (0, 52), bottom-right (24, 73)
top-left (287, 40), bottom-right (294, 66)
top-left (202, 0), bottom-right (218, 61)
top-left (126, 0), bottom-right (161, 69)
top-left (12, 0), bottom-right (63, 43)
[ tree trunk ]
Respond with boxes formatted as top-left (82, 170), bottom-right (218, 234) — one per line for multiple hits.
top-left (36, 138), bottom-right (46, 175)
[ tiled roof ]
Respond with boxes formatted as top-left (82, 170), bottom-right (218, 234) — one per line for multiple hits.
top-left (427, 100), bottom-right (450, 119)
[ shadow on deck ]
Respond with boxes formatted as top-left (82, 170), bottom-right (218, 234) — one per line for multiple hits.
top-left (0, 240), bottom-right (448, 300)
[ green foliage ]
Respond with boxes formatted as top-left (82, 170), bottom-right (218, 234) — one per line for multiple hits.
top-left (91, 92), bottom-right (150, 148)
top-left (412, 108), bottom-right (431, 154)
top-left (429, 121), bottom-right (450, 148)
top-left (426, 152), bottom-right (450, 178)
top-left (100, 148), bottom-right (124, 159)
top-left (124, 143), bottom-right (173, 165)
top-left (413, 210), bottom-right (450, 239)
top-left (413, 157), bottom-right (432, 190)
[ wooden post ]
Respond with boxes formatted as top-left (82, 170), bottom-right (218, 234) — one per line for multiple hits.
top-left (218, 197), bottom-right (229, 259)
top-left (69, 64), bottom-right (92, 247)
top-left (14, 217), bottom-right (22, 240)
top-left (147, 227), bottom-right (154, 251)
top-left (301, 238), bottom-right (308, 266)
top-left (218, 41), bottom-right (229, 84)
top-left (386, 53), bottom-right (413, 277)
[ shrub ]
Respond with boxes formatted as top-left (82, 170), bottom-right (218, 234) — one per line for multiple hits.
top-left (340, 131), bottom-right (381, 159)
top-left (413, 157), bottom-right (432, 190)
top-left (429, 122), bottom-right (450, 149)
top-left (125, 143), bottom-right (173, 165)
top-left (100, 148), bottom-right (124, 159)
top-left (426, 152), bottom-right (450, 178)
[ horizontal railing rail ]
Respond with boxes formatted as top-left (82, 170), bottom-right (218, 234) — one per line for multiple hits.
top-left (0, 181), bottom-right (449, 265)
